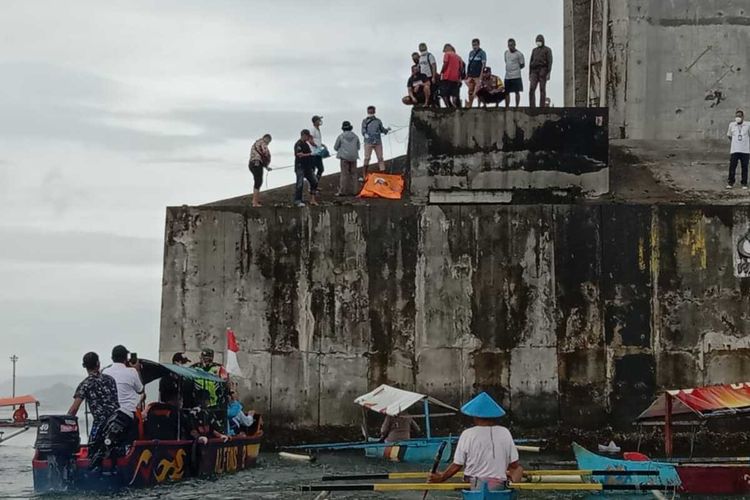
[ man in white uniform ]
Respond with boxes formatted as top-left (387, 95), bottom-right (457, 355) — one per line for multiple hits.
top-left (727, 109), bottom-right (750, 190)
top-left (430, 392), bottom-right (523, 491)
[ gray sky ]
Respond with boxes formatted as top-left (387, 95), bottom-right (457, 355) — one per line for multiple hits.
top-left (0, 0), bottom-right (563, 378)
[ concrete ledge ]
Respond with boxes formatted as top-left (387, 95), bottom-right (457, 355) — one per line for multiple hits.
top-left (409, 107), bottom-right (609, 201)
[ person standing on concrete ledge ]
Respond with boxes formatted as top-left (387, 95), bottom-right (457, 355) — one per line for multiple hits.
top-left (294, 129), bottom-right (320, 207)
top-left (418, 43), bottom-right (438, 102)
top-left (429, 392), bottom-right (523, 491)
top-left (528, 34), bottom-right (552, 108)
top-left (727, 110), bottom-right (750, 190)
top-left (504, 39), bottom-right (525, 109)
top-left (333, 121), bottom-right (360, 196)
top-left (310, 115), bottom-right (327, 180)
top-left (440, 43), bottom-right (464, 108)
top-left (465, 38), bottom-right (487, 108)
top-left (361, 106), bottom-right (390, 177)
top-left (248, 134), bottom-right (272, 207)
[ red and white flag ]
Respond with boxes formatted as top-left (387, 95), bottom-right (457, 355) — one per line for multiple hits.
top-left (225, 328), bottom-right (243, 377)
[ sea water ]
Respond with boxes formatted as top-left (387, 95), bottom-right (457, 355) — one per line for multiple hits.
top-left (1, 426), bottom-right (728, 499)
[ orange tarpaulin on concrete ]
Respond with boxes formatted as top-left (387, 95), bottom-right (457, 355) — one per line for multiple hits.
top-left (0, 395), bottom-right (38, 408)
top-left (358, 173), bottom-right (404, 200)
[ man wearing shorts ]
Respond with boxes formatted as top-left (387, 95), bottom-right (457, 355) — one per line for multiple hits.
top-left (440, 43), bottom-right (463, 108)
top-left (403, 65), bottom-right (431, 106)
top-left (529, 34), bottom-right (553, 108)
top-left (465, 38), bottom-right (487, 108)
top-left (361, 106), bottom-right (390, 177)
top-left (504, 39), bottom-right (525, 109)
top-left (248, 134), bottom-right (272, 207)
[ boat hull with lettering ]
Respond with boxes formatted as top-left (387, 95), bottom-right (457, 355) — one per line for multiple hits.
top-left (32, 434), bottom-right (262, 493)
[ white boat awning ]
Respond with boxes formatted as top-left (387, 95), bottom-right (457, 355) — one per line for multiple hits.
top-left (354, 384), bottom-right (458, 417)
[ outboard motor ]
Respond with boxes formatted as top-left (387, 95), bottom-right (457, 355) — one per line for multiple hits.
top-left (34, 415), bottom-right (80, 491)
top-left (88, 410), bottom-right (133, 470)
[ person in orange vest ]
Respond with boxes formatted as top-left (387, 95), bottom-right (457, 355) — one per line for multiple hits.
top-left (12, 404), bottom-right (28, 423)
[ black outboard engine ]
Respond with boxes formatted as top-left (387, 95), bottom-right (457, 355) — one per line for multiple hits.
top-left (34, 415), bottom-right (80, 491)
top-left (88, 410), bottom-right (133, 470)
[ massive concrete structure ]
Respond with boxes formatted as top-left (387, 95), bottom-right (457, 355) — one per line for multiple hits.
top-left (160, 201), bottom-right (750, 433)
top-left (408, 108), bottom-right (609, 203)
top-left (565, 0), bottom-right (750, 140)
top-left (159, 1), bottom-right (750, 441)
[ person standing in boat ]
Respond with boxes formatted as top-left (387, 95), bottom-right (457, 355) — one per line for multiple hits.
top-left (68, 352), bottom-right (120, 452)
top-left (192, 348), bottom-right (228, 408)
top-left (429, 392), bottom-right (523, 491)
top-left (379, 413), bottom-right (420, 443)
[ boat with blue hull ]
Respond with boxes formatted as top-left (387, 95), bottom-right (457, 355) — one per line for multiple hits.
top-left (287, 384), bottom-right (460, 463)
top-left (572, 442), bottom-right (681, 488)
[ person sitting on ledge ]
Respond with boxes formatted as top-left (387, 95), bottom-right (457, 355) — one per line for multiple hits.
top-left (476, 67), bottom-right (506, 108)
top-left (402, 65), bottom-right (431, 107)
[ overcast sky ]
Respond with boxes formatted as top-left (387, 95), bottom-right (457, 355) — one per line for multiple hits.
top-left (0, 0), bottom-right (563, 379)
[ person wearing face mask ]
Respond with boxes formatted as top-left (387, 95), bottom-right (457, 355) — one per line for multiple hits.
top-left (361, 106), bottom-right (390, 177)
top-left (529, 34), bottom-right (553, 108)
top-left (504, 38), bottom-right (525, 109)
top-left (727, 110), bottom-right (750, 190)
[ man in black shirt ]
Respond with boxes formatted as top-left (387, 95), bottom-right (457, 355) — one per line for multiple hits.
top-left (294, 129), bottom-right (320, 207)
top-left (68, 352), bottom-right (119, 457)
top-left (402, 65), bottom-right (431, 106)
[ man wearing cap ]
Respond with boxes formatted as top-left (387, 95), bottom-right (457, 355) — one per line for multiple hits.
top-left (333, 120), bottom-right (361, 196)
top-left (430, 392), bottom-right (523, 491)
top-left (192, 348), bottom-right (228, 408)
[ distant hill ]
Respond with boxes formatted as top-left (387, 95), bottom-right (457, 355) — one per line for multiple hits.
top-left (0, 374), bottom-right (81, 397)
top-left (0, 374), bottom-right (80, 415)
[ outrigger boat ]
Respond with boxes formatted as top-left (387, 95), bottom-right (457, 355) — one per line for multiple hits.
top-left (32, 359), bottom-right (262, 493)
top-left (287, 384), bottom-right (461, 463)
top-left (287, 384), bottom-right (543, 464)
top-left (573, 382), bottom-right (750, 495)
top-left (0, 395), bottom-right (40, 427)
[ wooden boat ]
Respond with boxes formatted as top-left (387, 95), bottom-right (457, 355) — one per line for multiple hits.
top-left (0, 394), bottom-right (40, 427)
top-left (32, 360), bottom-right (262, 493)
top-left (287, 384), bottom-right (459, 463)
top-left (574, 382), bottom-right (750, 495)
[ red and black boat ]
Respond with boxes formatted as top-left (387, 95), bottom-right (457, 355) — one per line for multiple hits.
top-left (32, 360), bottom-right (263, 493)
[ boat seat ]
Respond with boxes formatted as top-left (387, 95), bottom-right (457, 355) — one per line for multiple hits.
top-left (144, 402), bottom-right (181, 440)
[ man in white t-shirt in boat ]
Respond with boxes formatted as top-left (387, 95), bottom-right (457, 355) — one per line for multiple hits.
top-left (429, 392), bottom-right (523, 491)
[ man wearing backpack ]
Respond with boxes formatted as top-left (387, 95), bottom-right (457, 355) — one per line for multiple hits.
top-left (465, 38), bottom-right (487, 108)
top-left (418, 43), bottom-right (439, 106)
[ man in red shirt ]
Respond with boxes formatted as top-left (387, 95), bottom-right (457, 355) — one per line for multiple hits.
top-left (440, 44), bottom-right (464, 108)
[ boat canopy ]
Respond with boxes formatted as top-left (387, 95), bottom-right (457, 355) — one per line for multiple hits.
top-left (636, 382), bottom-right (750, 422)
top-left (139, 359), bottom-right (226, 385)
top-left (0, 395), bottom-right (38, 408)
top-left (354, 385), bottom-right (458, 417)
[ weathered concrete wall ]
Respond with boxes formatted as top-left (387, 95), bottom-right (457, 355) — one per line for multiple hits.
top-left (408, 108), bottom-right (610, 202)
top-left (160, 204), bottom-right (750, 433)
top-left (565, 0), bottom-right (750, 140)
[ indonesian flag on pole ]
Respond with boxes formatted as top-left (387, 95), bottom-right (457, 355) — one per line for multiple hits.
top-left (226, 328), bottom-right (243, 377)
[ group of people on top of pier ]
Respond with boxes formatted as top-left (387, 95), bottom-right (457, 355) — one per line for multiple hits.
top-left (403, 36), bottom-right (553, 109)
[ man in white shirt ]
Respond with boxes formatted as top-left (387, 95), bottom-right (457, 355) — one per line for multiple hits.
top-left (310, 115), bottom-right (326, 180)
top-left (727, 109), bottom-right (750, 190)
top-left (102, 345), bottom-right (144, 418)
top-left (430, 392), bottom-right (523, 491)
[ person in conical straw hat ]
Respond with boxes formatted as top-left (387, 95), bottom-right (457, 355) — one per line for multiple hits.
top-left (429, 392), bottom-right (523, 491)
